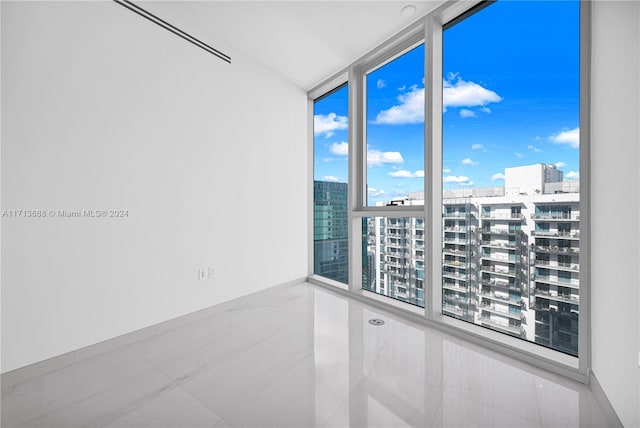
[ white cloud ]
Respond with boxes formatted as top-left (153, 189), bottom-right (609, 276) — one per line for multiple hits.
top-left (550, 127), bottom-right (579, 148)
top-left (480, 106), bottom-right (492, 114)
top-left (376, 79), bottom-right (386, 89)
top-left (371, 85), bottom-right (424, 125)
top-left (471, 144), bottom-right (485, 150)
top-left (314, 113), bottom-right (347, 137)
top-left (553, 162), bottom-right (567, 168)
top-left (368, 187), bottom-right (387, 197)
top-left (462, 158), bottom-right (479, 165)
top-left (444, 175), bottom-right (473, 186)
top-left (443, 168), bottom-right (452, 174)
top-left (329, 141), bottom-right (402, 166)
top-left (565, 171), bottom-right (580, 180)
top-left (528, 145), bottom-right (542, 153)
top-left (322, 176), bottom-right (340, 182)
top-left (491, 172), bottom-right (505, 181)
top-left (444, 76), bottom-right (502, 109)
top-left (460, 109), bottom-right (477, 119)
top-left (368, 149), bottom-right (403, 166)
top-left (514, 152), bottom-right (524, 159)
top-left (371, 74), bottom-right (501, 125)
top-left (397, 85), bottom-right (406, 91)
top-left (389, 170), bottom-right (424, 178)
top-left (329, 141), bottom-right (348, 156)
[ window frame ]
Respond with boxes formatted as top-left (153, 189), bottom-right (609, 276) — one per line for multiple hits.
top-left (308, 0), bottom-right (591, 382)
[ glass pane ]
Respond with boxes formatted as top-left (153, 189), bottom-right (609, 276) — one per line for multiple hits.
top-left (365, 44), bottom-right (425, 207)
top-left (363, 216), bottom-right (425, 308)
top-left (314, 85), bottom-right (349, 284)
top-left (442, 1), bottom-right (580, 356)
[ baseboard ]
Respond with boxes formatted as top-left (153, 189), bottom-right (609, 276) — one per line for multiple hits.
top-left (590, 371), bottom-right (624, 427)
top-left (1, 276), bottom-right (307, 388)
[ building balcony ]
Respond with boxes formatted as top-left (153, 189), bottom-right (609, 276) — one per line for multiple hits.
top-left (443, 304), bottom-right (467, 317)
top-left (481, 213), bottom-right (524, 220)
top-left (480, 303), bottom-right (524, 321)
top-left (443, 226), bottom-right (469, 233)
top-left (386, 232), bottom-right (408, 238)
top-left (531, 214), bottom-right (580, 221)
top-left (443, 260), bottom-right (466, 269)
top-left (534, 303), bottom-right (580, 316)
top-left (531, 230), bottom-right (580, 239)
top-left (479, 266), bottom-right (517, 277)
top-left (480, 241), bottom-right (517, 250)
top-left (480, 255), bottom-right (519, 265)
top-left (386, 242), bottom-right (408, 249)
top-left (443, 294), bottom-right (471, 305)
top-left (443, 238), bottom-right (468, 245)
top-left (534, 274), bottom-right (579, 289)
top-left (387, 222), bottom-right (406, 228)
top-left (442, 271), bottom-right (468, 280)
top-left (533, 245), bottom-right (579, 255)
top-left (480, 317), bottom-right (525, 336)
top-left (387, 251), bottom-right (409, 258)
top-left (480, 228), bottom-right (518, 236)
top-left (480, 279), bottom-right (520, 291)
top-left (387, 279), bottom-right (409, 288)
top-left (533, 259), bottom-right (580, 272)
top-left (385, 261), bottom-right (410, 269)
top-left (442, 248), bottom-right (467, 257)
top-left (534, 289), bottom-right (580, 304)
top-left (442, 212), bottom-right (469, 219)
top-left (479, 290), bottom-right (521, 305)
top-left (443, 282), bottom-right (470, 293)
top-left (393, 289), bottom-right (409, 299)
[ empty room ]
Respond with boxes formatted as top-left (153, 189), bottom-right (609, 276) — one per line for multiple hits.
top-left (1, 0), bottom-right (639, 427)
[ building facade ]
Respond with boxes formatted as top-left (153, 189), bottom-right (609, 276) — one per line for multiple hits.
top-left (365, 164), bottom-right (581, 356)
top-left (313, 180), bottom-right (349, 284)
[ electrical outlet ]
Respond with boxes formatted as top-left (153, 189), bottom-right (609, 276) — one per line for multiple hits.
top-left (198, 269), bottom-right (207, 281)
top-left (208, 266), bottom-right (216, 278)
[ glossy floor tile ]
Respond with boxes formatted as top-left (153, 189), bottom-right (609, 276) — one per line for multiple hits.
top-left (2, 281), bottom-right (611, 427)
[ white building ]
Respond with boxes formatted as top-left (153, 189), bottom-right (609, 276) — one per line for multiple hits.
top-left (505, 163), bottom-right (563, 196)
top-left (372, 164), bottom-right (580, 355)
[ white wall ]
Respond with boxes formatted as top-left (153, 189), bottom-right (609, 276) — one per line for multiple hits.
top-left (3, 1), bottom-right (640, 425)
top-left (591, 1), bottom-right (640, 426)
top-left (1, 1), bottom-right (307, 372)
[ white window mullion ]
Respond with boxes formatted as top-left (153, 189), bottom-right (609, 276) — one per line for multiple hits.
top-left (425, 13), bottom-right (443, 321)
top-left (577, 0), bottom-right (592, 378)
top-left (348, 66), bottom-right (364, 292)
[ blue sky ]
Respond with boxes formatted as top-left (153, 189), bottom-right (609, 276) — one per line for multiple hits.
top-left (314, 0), bottom-right (580, 204)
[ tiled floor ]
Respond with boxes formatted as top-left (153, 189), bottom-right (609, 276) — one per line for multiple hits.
top-left (2, 281), bottom-right (611, 427)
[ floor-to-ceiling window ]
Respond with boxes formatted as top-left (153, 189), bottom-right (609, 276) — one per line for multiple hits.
top-left (441, 0), bottom-right (581, 357)
top-left (313, 84), bottom-right (349, 284)
top-left (360, 43), bottom-right (426, 307)
top-left (309, 0), bottom-right (587, 376)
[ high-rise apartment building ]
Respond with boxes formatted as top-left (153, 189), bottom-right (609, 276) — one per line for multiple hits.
top-left (366, 164), bottom-right (580, 356)
top-left (313, 180), bottom-right (349, 284)
top-left (442, 200), bottom-right (477, 321)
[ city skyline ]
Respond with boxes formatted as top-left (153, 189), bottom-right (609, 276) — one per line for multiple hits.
top-left (314, 0), bottom-right (580, 203)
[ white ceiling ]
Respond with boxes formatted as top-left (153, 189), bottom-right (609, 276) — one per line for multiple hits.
top-left (141, 1), bottom-right (445, 90)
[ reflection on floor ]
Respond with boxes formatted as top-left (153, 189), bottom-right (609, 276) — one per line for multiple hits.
top-left (1, 281), bottom-right (611, 427)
